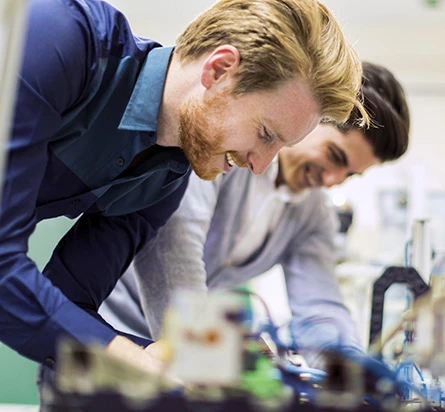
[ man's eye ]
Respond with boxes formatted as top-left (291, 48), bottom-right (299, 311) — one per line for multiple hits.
top-left (328, 147), bottom-right (340, 163)
top-left (259, 125), bottom-right (276, 145)
top-left (327, 144), bottom-right (347, 167)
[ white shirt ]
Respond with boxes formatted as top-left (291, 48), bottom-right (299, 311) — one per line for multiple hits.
top-left (227, 157), bottom-right (309, 266)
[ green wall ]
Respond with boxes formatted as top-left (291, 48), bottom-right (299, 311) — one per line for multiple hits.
top-left (0, 217), bottom-right (75, 404)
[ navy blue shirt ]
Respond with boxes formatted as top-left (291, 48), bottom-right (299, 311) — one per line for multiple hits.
top-left (0, 0), bottom-right (190, 363)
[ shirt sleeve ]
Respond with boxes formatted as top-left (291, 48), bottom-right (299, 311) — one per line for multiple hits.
top-left (281, 193), bottom-right (364, 365)
top-left (43, 176), bottom-right (190, 314)
top-left (0, 0), bottom-right (117, 363)
top-left (131, 173), bottom-right (222, 339)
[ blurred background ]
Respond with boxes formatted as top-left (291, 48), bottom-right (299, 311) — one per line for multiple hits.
top-left (1, 0), bottom-right (444, 406)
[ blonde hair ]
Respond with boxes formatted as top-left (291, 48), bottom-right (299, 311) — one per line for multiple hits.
top-left (175, 0), bottom-right (369, 126)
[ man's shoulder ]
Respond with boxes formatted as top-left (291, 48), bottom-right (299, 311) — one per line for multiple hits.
top-left (53, 0), bottom-right (155, 59)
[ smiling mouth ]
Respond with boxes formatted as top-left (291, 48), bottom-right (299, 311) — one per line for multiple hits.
top-left (226, 152), bottom-right (235, 167)
top-left (223, 152), bottom-right (235, 174)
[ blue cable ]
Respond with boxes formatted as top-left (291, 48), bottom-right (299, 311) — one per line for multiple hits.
top-left (283, 363), bottom-right (326, 383)
top-left (232, 286), bottom-right (430, 406)
top-left (364, 395), bottom-right (382, 406)
top-left (405, 240), bottom-right (411, 266)
top-left (395, 360), bottom-right (427, 397)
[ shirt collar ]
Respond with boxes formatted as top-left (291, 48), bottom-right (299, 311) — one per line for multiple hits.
top-left (267, 156), bottom-right (310, 204)
top-left (118, 46), bottom-right (174, 132)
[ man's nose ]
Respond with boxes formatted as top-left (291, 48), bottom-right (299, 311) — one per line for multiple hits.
top-left (248, 145), bottom-right (282, 175)
top-left (322, 168), bottom-right (347, 187)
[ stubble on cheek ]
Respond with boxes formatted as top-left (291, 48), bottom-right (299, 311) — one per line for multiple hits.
top-left (178, 94), bottom-right (228, 180)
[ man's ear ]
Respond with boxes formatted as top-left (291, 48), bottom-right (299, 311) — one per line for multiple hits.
top-left (201, 45), bottom-right (240, 90)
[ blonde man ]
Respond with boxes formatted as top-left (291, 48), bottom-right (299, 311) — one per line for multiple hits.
top-left (0, 0), bottom-right (366, 381)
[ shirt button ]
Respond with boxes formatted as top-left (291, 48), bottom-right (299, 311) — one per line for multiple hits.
top-left (71, 199), bottom-right (80, 204)
top-left (45, 357), bottom-right (56, 367)
top-left (116, 157), bottom-right (125, 166)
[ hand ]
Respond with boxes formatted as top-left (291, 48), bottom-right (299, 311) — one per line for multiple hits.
top-left (143, 340), bottom-right (172, 373)
top-left (106, 335), bottom-right (164, 375)
top-left (146, 340), bottom-right (187, 387)
top-left (145, 339), bottom-right (172, 363)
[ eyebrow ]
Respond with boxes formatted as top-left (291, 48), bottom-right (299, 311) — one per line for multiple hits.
top-left (260, 116), bottom-right (290, 143)
top-left (327, 143), bottom-right (364, 177)
top-left (263, 125), bottom-right (276, 142)
top-left (327, 142), bottom-right (349, 168)
top-left (258, 121), bottom-right (282, 144)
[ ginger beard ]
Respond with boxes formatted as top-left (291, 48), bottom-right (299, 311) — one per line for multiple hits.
top-left (179, 92), bottom-right (247, 181)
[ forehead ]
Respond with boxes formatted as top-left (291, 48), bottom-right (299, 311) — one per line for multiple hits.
top-left (339, 127), bottom-right (381, 173)
top-left (243, 78), bottom-right (321, 145)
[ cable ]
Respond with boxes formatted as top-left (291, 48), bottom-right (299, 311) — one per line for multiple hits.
top-left (405, 240), bottom-right (411, 267)
top-left (231, 287), bottom-right (429, 407)
top-left (230, 287), bottom-right (290, 355)
top-left (231, 288), bottom-right (274, 325)
top-left (395, 360), bottom-right (427, 397)
top-left (283, 363), bottom-right (326, 383)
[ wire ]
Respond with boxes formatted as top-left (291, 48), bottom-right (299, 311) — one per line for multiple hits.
top-left (230, 287), bottom-right (289, 353)
top-left (284, 363), bottom-right (326, 383)
top-left (405, 240), bottom-right (411, 267)
top-left (231, 287), bottom-right (429, 407)
top-left (364, 395), bottom-right (382, 406)
top-left (231, 288), bottom-right (274, 325)
top-left (395, 360), bottom-right (427, 397)
top-left (397, 378), bottom-right (430, 408)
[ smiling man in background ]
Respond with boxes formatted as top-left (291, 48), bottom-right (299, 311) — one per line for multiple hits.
top-left (100, 62), bottom-right (410, 364)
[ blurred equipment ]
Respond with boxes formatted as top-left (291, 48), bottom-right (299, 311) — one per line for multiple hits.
top-left (369, 266), bottom-right (429, 348)
top-left (162, 290), bottom-right (245, 385)
top-left (41, 340), bottom-right (174, 407)
top-left (409, 219), bottom-right (432, 282)
top-left (40, 287), bottom-right (445, 411)
top-left (424, 0), bottom-right (442, 7)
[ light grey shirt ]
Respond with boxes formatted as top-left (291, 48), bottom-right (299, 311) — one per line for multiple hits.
top-left (227, 157), bottom-right (310, 266)
top-left (100, 166), bottom-right (364, 361)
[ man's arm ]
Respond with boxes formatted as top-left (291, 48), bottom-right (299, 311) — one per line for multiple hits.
top-left (0, 0), bottom-right (165, 369)
top-left (0, 0), bottom-right (117, 363)
top-left (131, 172), bottom-right (222, 339)
top-left (281, 192), bottom-right (363, 364)
top-left (43, 176), bottom-right (190, 315)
